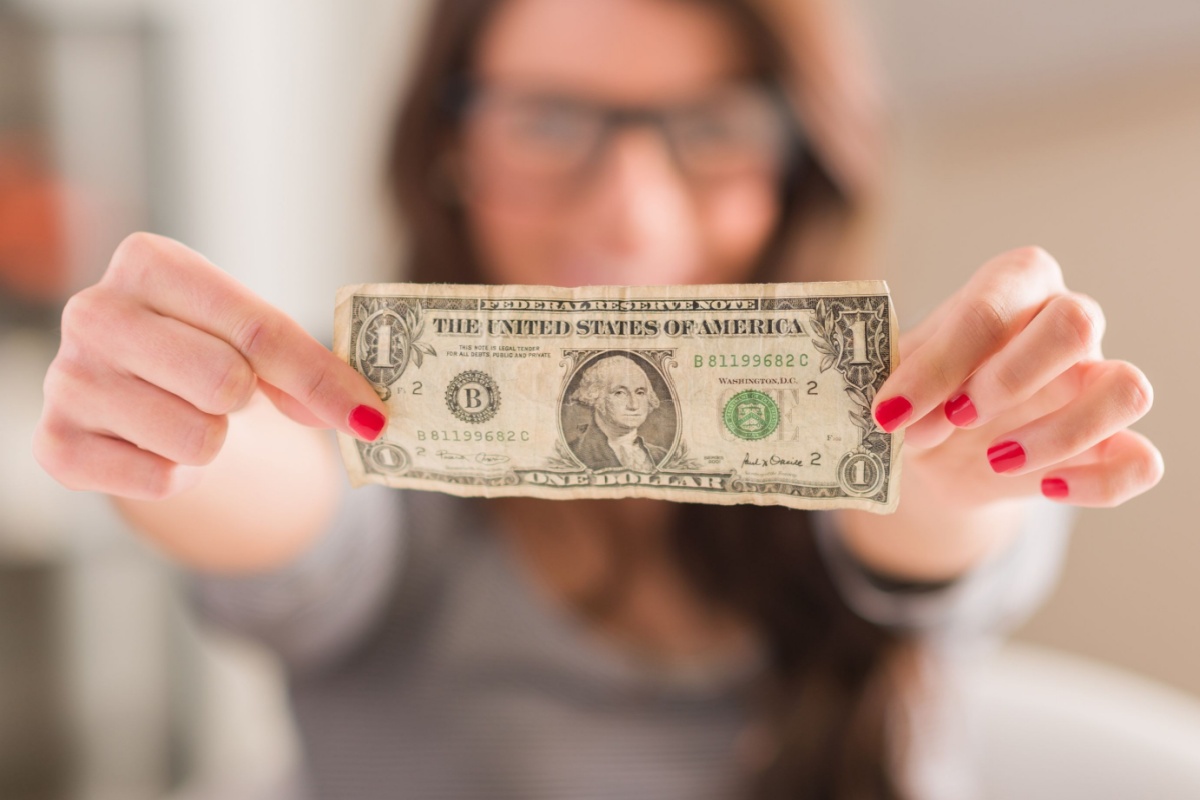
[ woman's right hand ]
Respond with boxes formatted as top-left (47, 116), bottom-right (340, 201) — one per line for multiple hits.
top-left (34, 232), bottom-right (388, 501)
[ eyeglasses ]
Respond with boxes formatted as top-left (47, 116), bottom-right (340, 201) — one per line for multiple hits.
top-left (452, 81), bottom-right (801, 194)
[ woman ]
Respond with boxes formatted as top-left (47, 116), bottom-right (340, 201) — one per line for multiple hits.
top-left (33, 0), bottom-right (1162, 798)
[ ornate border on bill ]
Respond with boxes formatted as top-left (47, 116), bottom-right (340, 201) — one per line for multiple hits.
top-left (334, 281), bottom-right (902, 513)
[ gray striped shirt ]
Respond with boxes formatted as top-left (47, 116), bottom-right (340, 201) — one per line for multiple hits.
top-left (189, 486), bottom-right (1071, 800)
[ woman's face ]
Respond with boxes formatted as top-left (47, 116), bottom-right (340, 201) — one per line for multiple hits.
top-left (458, 0), bottom-right (785, 287)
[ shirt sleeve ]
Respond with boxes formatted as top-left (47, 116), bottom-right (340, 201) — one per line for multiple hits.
top-left (812, 499), bottom-right (1074, 642)
top-left (182, 474), bottom-right (406, 674)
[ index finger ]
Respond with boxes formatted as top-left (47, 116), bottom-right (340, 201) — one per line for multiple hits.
top-left (105, 233), bottom-right (387, 440)
top-left (872, 247), bottom-right (1066, 433)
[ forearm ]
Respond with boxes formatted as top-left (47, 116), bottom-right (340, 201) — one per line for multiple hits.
top-left (832, 460), bottom-right (1029, 583)
top-left (114, 391), bottom-right (344, 574)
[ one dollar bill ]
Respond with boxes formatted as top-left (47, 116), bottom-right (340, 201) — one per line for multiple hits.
top-left (334, 282), bottom-right (902, 513)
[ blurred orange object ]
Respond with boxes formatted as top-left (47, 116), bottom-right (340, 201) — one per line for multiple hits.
top-left (0, 134), bottom-right (71, 303)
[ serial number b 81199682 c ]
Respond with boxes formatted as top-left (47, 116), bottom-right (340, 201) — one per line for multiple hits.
top-left (416, 429), bottom-right (532, 443)
top-left (694, 353), bottom-right (808, 368)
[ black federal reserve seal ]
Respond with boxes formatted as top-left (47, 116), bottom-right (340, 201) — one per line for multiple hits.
top-left (446, 370), bottom-right (501, 423)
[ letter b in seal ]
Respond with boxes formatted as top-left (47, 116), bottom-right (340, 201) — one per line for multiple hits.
top-left (446, 370), bottom-right (501, 423)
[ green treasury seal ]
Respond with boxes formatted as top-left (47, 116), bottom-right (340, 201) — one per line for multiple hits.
top-left (723, 390), bottom-right (779, 440)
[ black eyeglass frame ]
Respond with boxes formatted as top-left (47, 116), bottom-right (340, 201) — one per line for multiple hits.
top-left (440, 76), bottom-right (809, 187)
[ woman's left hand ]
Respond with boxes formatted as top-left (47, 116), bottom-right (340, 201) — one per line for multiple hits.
top-left (872, 246), bottom-right (1163, 510)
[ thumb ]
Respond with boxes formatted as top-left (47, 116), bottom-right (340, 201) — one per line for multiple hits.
top-left (259, 370), bottom-right (387, 442)
top-left (258, 379), bottom-right (326, 428)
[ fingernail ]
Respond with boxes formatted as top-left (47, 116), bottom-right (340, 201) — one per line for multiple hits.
top-left (1041, 477), bottom-right (1069, 499)
top-left (874, 396), bottom-right (913, 433)
top-left (944, 393), bottom-right (978, 427)
top-left (987, 441), bottom-right (1026, 473)
top-left (348, 405), bottom-right (386, 441)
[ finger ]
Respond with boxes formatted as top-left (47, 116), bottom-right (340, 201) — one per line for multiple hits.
top-left (873, 247), bottom-right (1067, 433)
top-left (904, 357), bottom-right (1085, 451)
top-left (88, 296), bottom-right (258, 416)
top-left (104, 233), bottom-right (386, 440)
top-left (897, 283), bottom-right (966, 356)
top-left (943, 292), bottom-right (1105, 429)
top-left (985, 360), bottom-right (1153, 476)
top-left (32, 421), bottom-right (198, 501)
top-left (53, 358), bottom-right (229, 467)
top-left (1040, 430), bottom-right (1164, 507)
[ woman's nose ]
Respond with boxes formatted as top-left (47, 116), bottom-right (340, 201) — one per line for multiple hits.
top-left (581, 127), bottom-right (694, 259)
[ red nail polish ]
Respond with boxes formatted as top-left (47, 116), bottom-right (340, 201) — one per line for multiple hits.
top-left (348, 405), bottom-right (386, 441)
top-left (987, 441), bottom-right (1026, 473)
top-left (874, 396), bottom-right (913, 433)
top-left (944, 393), bottom-right (978, 427)
top-left (1041, 477), bottom-right (1069, 499)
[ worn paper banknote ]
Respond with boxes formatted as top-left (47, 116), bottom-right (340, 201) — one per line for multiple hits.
top-left (334, 282), bottom-right (902, 513)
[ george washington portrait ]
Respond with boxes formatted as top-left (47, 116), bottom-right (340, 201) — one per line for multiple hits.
top-left (561, 352), bottom-right (676, 472)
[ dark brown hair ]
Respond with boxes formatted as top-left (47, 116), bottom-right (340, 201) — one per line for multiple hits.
top-left (386, 1), bottom-right (915, 797)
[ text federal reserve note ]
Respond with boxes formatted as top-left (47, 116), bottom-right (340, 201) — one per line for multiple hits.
top-left (334, 282), bottom-right (901, 513)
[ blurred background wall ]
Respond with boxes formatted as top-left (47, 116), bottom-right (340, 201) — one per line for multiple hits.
top-left (857, 0), bottom-right (1200, 695)
top-left (0, 0), bottom-right (1196, 797)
